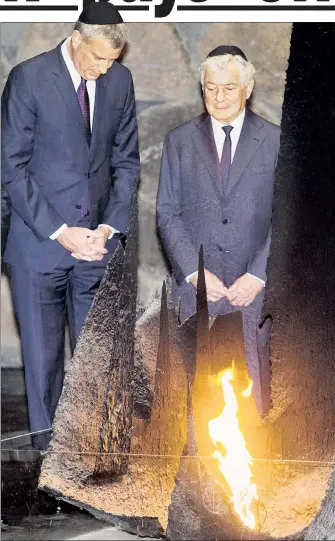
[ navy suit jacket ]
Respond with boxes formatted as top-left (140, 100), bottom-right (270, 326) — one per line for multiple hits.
top-left (1, 42), bottom-right (140, 272)
top-left (157, 109), bottom-right (280, 321)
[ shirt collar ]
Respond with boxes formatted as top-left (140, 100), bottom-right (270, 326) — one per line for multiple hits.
top-left (211, 108), bottom-right (246, 134)
top-left (61, 37), bottom-right (81, 86)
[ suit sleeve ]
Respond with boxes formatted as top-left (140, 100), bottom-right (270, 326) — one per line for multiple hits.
top-left (1, 67), bottom-right (64, 241)
top-left (102, 71), bottom-right (140, 235)
top-left (247, 225), bottom-right (272, 282)
top-left (156, 132), bottom-right (200, 284)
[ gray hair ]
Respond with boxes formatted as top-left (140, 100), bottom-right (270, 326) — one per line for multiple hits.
top-left (199, 54), bottom-right (255, 89)
top-left (73, 21), bottom-right (128, 49)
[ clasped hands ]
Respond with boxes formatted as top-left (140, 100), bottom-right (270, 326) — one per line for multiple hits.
top-left (189, 269), bottom-right (263, 307)
top-left (57, 225), bottom-right (111, 262)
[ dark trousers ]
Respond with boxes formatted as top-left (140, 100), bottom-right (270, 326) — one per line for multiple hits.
top-left (7, 229), bottom-right (117, 436)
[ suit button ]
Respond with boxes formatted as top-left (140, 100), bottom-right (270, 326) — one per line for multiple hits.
top-left (222, 219), bottom-right (229, 224)
top-left (76, 204), bottom-right (82, 210)
top-left (88, 173), bottom-right (91, 179)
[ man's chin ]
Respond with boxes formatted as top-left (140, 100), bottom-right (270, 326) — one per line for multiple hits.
top-left (85, 71), bottom-right (100, 80)
top-left (214, 114), bottom-right (233, 123)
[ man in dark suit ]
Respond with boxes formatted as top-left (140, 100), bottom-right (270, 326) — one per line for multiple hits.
top-left (157, 46), bottom-right (280, 414)
top-left (1, 2), bottom-right (140, 448)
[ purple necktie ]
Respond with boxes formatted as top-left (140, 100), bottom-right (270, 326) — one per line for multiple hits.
top-left (77, 78), bottom-right (91, 142)
top-left (77, 78), bottom-right (90, 217)
top-left (221, 125), bottom-right (234, 189)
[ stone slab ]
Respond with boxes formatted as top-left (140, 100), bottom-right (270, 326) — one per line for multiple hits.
top-left (123, 23), bottom-right (197, 102)
top-left (17, 23), bottom-right (73, 64)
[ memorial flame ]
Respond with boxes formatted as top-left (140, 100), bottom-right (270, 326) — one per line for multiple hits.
top-left (208, 363), bottom-right (258, 529)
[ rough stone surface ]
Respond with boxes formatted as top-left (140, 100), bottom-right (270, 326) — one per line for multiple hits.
top-left (304, 467), bottom-right (335, 540)
top-left (38, 269), bottom-right (334, 540)
top-left (1, 56), bottom-right (12, 96)
top-left (1, 273), bottom-right (21, 368)
top-left (39, 281), bottom-right (189, 534)
top-left (262, 24), bottom-right (335, 456)
top-left (174, 23), bottom-right (214, 73)
top-left (16, 23), bottom-right (73, 63)
top-left (0, 23), bottom-right (25, 89)
top-left (123, 23), bottom-right (198, 102)
top-left (93, 180), bottom-right (139, 476)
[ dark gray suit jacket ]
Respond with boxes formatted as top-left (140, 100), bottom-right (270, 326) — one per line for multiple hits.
top-left (157, 109), bottom-right (280, 322)
top-left (1, 42), bottom-right (140, 272)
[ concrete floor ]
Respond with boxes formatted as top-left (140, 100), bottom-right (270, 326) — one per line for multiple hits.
top-left (2, 516), bottom-right (157, 541)
top-left (1, 368), bottom-right (161, 541)
top-left (70, 528), bottom-right (155, 540)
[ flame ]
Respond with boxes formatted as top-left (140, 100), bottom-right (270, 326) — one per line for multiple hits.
top-left (208, 363), bottom-right (258, 529)
top-left (241, 379), bottom-right (253, 398)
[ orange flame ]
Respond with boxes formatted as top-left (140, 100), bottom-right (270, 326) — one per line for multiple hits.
top-left (208, 363), bottom-right (258, 529)
top-left (241, 379), bottom-right (253, 398)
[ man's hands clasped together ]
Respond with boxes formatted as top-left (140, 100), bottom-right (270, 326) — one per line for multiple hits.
top-left (226, 273), bottom-right (263, 307)
top-left (189, 269), bottom-right (227, 302)
top-left (189, 269), bottom-right (263, 307)
top-left (57, 225), bottom-right (111, 262)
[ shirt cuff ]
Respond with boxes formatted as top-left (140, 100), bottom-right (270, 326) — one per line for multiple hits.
top-left (247, 273), bottom-right (266, 287)
top-left (50, 223), bottom-right (67, 240)
top-left (98, 224), bottom-right (120, 240)
top-left (185, 271), bottom-right (198, 283)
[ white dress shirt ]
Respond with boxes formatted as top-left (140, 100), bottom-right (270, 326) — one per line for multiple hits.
top-left (50, 37), bottom-right (117, 241)
top-left (186, 108), bottom-right (265, 287)
top-left (211, 108), bottom-right (245, 163)
top-left (61, 37), bottom-right (96, 128)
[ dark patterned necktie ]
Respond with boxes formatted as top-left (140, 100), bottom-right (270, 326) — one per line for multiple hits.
top-left (221, 125), bottom-right (234, 189)
top-left (77, 78), bottom-right (91, 217)
top-left (77, 78), bottom-right (91, 143)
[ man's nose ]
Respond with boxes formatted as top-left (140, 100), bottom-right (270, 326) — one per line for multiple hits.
top-left (98, 61), bottom-right (108, 75)
top-left (216, 88), bottom-right (226, 103)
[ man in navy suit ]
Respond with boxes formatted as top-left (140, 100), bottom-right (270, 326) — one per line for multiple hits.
top-left (1, 2), bottom-right (140, 448)
top-left (157, 46), bottom-right (280, 414)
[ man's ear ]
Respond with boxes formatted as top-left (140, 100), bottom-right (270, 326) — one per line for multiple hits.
top-left (246, 79), bottom-right (255, 100)
top-left (71, 30), bottom-right (83, 50)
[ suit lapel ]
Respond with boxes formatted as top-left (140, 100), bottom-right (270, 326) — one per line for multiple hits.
top-left (89, 63), bottom-right (121, 163)
top-left (226, 109), bottom-right (265, 196)
top-left (89, 74), bottom-right (107, 158)
top-left (191, 114), bottom-right (223, 203)
top-left (52, 44), bottom-right (89, 149)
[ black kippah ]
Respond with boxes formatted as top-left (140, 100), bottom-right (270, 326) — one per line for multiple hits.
top-left (79, 0), bottom-right (123, 25)
top-left (207, 45), bottom-right (248, 62)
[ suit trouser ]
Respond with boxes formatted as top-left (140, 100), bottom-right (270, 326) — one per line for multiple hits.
top-left (7, 228), bottom-right (118, 437)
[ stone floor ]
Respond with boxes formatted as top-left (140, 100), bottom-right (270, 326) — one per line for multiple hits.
top-left (1, 368), bottom-right (161, 541)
